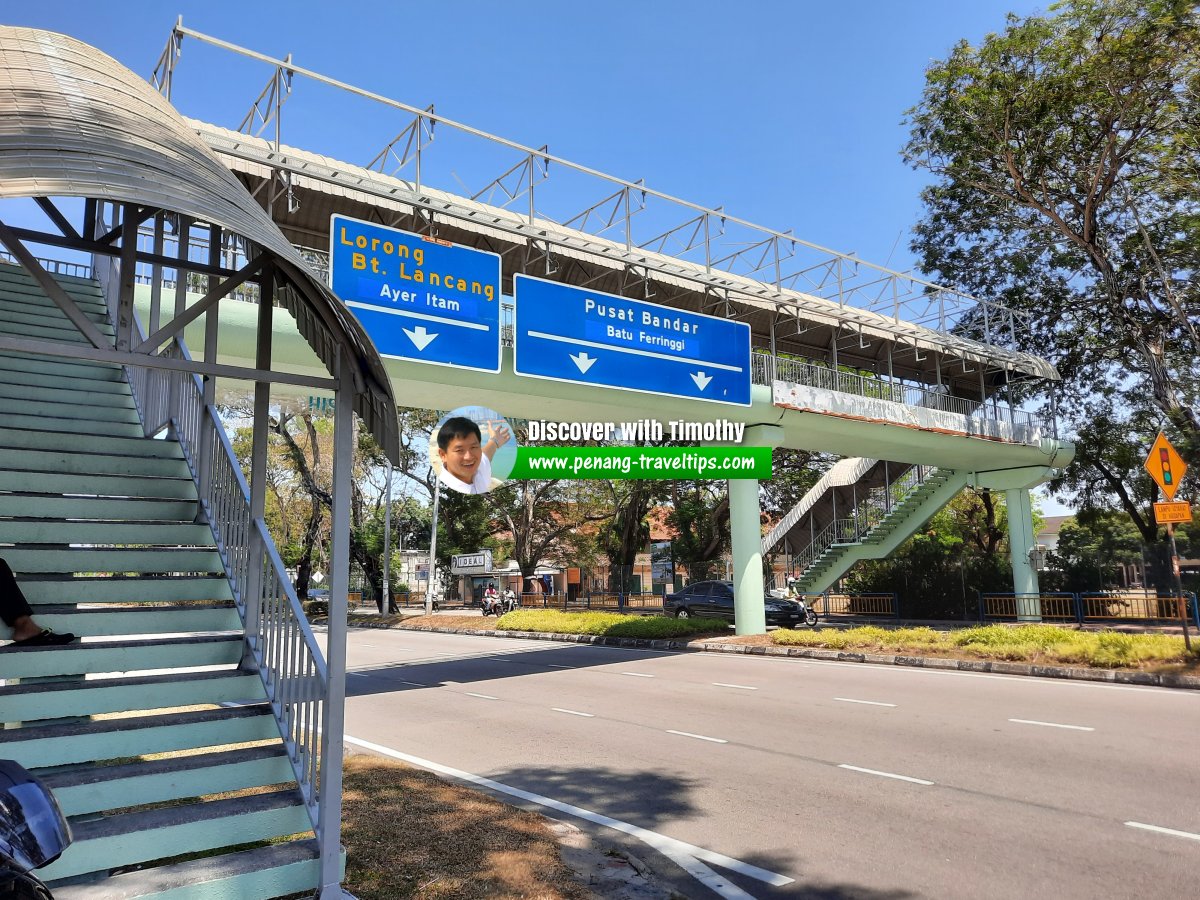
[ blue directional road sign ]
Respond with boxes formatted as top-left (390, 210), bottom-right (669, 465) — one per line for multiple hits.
top-left (329, 215), bottom-right (501, 373)
top-left (513, 275), bottom-right (752, 406)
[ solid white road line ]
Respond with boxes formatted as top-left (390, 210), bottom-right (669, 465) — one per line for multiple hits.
top-left (1008, 718), bottom-right (1094, 731)
top-left (1125, 821), bottom-right (1200, 842)
top-left (547, 663), bottom-right (575, 668)
top-left (835, 697), bottom-right (896, 707)
top-left (621, 672), bottom-right (655, 678)
top-left (552, 707), bottom-right (595, 717)
top-left (667, 730), bottom-right (728, 744)
top-left (343, 735), bottom-right (793, 895)
top-left (712, 682), bottom-right (757, 690)
top-left (839, 764), bottom-right (934, 786)
top-left (465, 692), bottom-right (498, 700)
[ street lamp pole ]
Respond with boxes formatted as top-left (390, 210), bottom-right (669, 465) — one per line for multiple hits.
top-left (381, 460), bottom-right (392, 613)
top-left (427, 472), bottom-right (440, 617)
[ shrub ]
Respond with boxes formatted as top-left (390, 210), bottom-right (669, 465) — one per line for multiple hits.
top-left (495, 609), bottom-right (723, 639)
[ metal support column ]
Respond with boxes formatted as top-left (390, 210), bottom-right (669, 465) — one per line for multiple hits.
top-left (729, 477), bottom-right (767, 636)
top-left (1006, 487), bottom-right (1041, 621)
top-left (195, 226), bottom-right (222, 517)
top-left (426, 476), bottom-right (440, 616)
top-left (382, 461), bottom-right (393, 613)
top-left (728, 425), bottom-right (784, 636)
top-left (318, 357), bottom-right (354, 898)
top-left (244, 264), bottom-right (273, 641)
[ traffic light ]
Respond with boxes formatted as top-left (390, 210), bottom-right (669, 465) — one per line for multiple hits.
top-left (1161, 447), bottom-right (1174, 485)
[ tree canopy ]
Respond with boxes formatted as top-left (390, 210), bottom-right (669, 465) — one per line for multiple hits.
top-left (904, 0), bottom-right (1199, 527)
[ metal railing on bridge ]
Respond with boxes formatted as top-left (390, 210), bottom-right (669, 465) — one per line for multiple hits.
top-left (979, 592), bottom-right (1200, 627)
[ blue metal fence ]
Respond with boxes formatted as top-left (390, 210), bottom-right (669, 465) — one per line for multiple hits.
top-left (979, 591), bottom-right (1199, 628)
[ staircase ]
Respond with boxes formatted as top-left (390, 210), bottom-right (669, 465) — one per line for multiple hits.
top-left (767, 454), bottom-right (969, 594)
top-left (0, 262), bottom-right (324, 898)
top-left (793, 466), bottom-right (967, 593)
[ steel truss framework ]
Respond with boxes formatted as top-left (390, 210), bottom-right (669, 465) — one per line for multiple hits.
top-left (150, 19), bottom-right (1059, 404)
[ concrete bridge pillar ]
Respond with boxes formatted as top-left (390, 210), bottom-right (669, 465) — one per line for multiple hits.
top-left (729, 425), bottom-right (784, 636)
top-left (1005, 487), bottom-right (1041, 621)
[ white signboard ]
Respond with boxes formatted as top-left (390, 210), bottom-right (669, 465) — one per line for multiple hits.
top-left (451, 551), bottom-right (493, 574)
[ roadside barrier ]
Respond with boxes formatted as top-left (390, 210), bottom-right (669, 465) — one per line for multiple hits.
top-left (980, 591), bottom-right (1199, 627)
top-left (815, 593), bottom-right (898, 618)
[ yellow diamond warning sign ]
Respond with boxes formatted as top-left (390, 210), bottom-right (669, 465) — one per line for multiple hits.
top-left (1144, 432), bottom-right (1186, 501)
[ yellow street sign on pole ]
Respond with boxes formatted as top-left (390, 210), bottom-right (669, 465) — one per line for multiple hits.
top-left (1153, 501), bottom-right (1192, 524)
top-left (1144, 432), bottom-right (1187, 501)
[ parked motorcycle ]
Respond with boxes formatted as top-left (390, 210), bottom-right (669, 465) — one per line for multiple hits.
top-left (0, 760), bottom-right (71, 899)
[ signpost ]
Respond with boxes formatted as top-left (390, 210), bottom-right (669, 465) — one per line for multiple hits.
top-left (513, 275), bottom-right (752, 406)
top-left (451, 551), bottom-right (494, 575)
top-left (329, 215), bottom-right (502, 373)
top-left (1143, 432), bottom-right (1191, 651)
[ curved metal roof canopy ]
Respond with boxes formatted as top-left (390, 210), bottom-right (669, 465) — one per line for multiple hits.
top-left (0, 25), bottom-right (399, 460)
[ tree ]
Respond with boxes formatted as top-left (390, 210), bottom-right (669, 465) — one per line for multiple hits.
top-left (667, 481), bottom-right (732, 582)
top-left (903, 0), bottom-right (1200, 520)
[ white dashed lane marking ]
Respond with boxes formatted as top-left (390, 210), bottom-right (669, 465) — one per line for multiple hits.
top-left (839, 764), bottom-right (934, 786)
top-left (713, 682), bottom-right (757, 690)
top-left (1008, 718), bottom-right (1094, 731)
top-left (667, 730), bottom-right (728, 744)
top-left (552, 708), bottom-right (595, 717)
top-left (1125, 822), bottom-right (1200, 842)
top-left (835, 697), bottom-right (897, 707)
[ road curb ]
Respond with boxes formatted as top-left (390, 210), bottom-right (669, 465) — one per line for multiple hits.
top-left (390, 623), bottom-right (1200, 690)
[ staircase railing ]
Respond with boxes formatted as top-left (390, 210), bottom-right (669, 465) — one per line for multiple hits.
top-left (126, 339), bottom-right (328, 830)
top-left (793, 465), bottom-right (943, 576)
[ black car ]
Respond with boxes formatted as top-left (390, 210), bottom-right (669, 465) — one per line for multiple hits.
top-left (663, 580), bottom-right (816, 627)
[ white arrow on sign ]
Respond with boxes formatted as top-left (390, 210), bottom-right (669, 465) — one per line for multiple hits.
top-left (570, 351), bottom-right (597, 374)
top-left (403, 325), bottom-right (439, 351)
top-left (691, 371), bottom-right (712, 391)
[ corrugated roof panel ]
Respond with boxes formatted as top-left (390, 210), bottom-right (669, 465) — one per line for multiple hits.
top-left (0, 26), bottom-right (399, 459)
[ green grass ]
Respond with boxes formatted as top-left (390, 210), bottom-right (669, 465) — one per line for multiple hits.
top-left (772, 623), bottom-right (1195, 668)
top-left (495, 608), bottom-right (725, 639)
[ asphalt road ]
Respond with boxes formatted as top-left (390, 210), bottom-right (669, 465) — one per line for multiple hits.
top-left (333, 628), bottom-right (1200, 899)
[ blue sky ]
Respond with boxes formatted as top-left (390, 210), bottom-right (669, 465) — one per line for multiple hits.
top-left (5, 1), bottom-right (1068, 516)
top-left (9, 0), bottom-right (1048, 273)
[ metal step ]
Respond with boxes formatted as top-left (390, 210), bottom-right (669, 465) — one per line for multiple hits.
top-left (0, 368), bottom-right (133, 396)
top-left (0, 288), bottom-right (109, 317)
top-left (50, 837), bottom-right (323, 900)
top-left (0, 428), bottom-right (184, 458)
top-left (2, 547), bottom-right (225, 575)
top-left (0, 351), bottom-right (125, 382)
top-left (0, 634), bottom-right (244, 679)
top-left (0, 703), bottom-right (279, 769)
top-left (0, 495), bottom-right (198, 521)
top-left (31, 603), bottom-right (240, 638)
top-left (0, 380), bottom-right (133, 410)
top-left (40, 788), bottom-right (312, 882)
top-left (0, 393), bottom-right (141, 423)
top-left (0, 303), bottom-right (115, 336)
top-left (0, 411), bottom-right (143, 437)
top-left (0, 520), bottom-right (213, 546)
top-left (0, 316), bottom-right (99, 344)
top-left (0, 447), bottom-right (189, 479)
top-left (18, 576), bottom-right (233, 605)
top-left (0, 470), bottom-right (197, 499)
top-left (0, 670), bottom-right (263, 722)
top-left (40, 745), bottom-right (294, 817)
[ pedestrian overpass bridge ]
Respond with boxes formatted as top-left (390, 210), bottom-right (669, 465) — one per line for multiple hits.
top-left (0, 23), bottom-right (1074, 899)
top-left (130, 95), bottom-right (1074, 618)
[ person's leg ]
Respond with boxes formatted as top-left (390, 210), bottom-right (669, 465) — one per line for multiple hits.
top-left (1, 557), bottom-right (75, 644)
top-left (0, 558), bottom-right (36, 634)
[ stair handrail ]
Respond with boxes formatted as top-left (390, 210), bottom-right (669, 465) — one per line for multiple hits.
top-left (122, 329), bottom-right (329, 831)
top-left (794, 465), bottom-right (942, 579)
